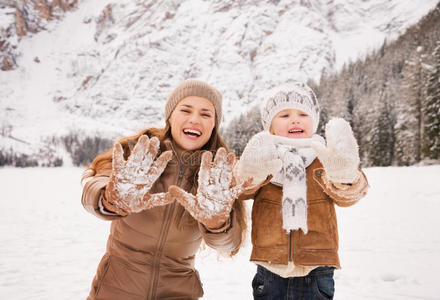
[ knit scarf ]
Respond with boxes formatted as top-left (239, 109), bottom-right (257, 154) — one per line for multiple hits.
top-left (267, 133), bottom-right (325, 234)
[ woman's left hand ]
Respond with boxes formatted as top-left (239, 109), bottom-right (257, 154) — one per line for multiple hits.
top-left (169, 148), bottom-right (252, 229)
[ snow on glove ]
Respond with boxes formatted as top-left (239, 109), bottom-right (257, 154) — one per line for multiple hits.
top-left (169, 148), bottom-right (253, 229)
top-left (105, 135), bottom-right (173, 215)
top-left (310, 118), bottom-right (360, 183)
top-left (235, 131), bottom-right (283, 185)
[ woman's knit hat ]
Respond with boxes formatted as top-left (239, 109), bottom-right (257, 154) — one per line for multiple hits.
top-left (165, 79), bottom-right (222, 128)
top-left (260, 82), bottom-right (320, 133)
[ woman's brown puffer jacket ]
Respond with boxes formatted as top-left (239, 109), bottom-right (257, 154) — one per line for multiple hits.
top-left (82, 139), bottom-right (242, 300)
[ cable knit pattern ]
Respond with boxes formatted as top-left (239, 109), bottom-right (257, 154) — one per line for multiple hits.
top-left (164, 78), bottom-right (223, 128)
top-left (260, 82), bottom-right (320, 132)
top-left (271, 135), bottom-right (324, 233)
top-left (236, 131), bottom-right (325, 233)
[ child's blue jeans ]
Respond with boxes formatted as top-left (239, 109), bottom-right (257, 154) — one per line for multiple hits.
top-left (252, 265), bottom-right (335, 300)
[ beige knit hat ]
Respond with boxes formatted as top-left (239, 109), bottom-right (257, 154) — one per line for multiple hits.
top-left (165, 79), bottom-right (222, 128)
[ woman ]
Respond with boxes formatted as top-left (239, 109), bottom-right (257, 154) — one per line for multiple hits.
top-left (81, 79), bottom-right (250, 299)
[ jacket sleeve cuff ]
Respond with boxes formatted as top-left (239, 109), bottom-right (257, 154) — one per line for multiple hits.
top-left (199, 210), bottom-right (242, 254)
top-left (101, 190), bottom-right (129, 217)
top-left (236, 175), bottom-right (272, 201)
top-left (98, 195), bottom-right (119, 216)
top-left (202, 214), bottom-right (232, 233)
top-left (99, 191), bottom-right (129, 216)
top-left (81, 175), bottom-right (122, 221)
top-left (313, 168), bottom-right (369, 207)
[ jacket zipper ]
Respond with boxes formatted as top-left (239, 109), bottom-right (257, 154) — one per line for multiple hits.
top-left (288, 230), bottom-right (292, 262)
top-left (150, 164), bottom-right (185, 299)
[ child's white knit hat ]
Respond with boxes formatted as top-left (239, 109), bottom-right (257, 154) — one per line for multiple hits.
top-left (260, 82), bottom-right (320, 133)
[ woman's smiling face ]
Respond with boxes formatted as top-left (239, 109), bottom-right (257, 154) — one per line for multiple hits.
top-left (270, 108), bottom-right (313, 139)
top-left (169, 96), bottom-right (216, 150)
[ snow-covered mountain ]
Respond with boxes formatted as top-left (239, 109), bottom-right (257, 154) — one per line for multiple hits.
top-left (0, 0), bottom-right (438, 165)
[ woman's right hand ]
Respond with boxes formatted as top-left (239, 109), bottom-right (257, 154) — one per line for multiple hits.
top-left (235, 131), bottom-right (282, 185)
top-left (104, 135), bottom-right (173, 215)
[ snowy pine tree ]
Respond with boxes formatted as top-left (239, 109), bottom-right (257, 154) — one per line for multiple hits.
top-left (368, 95), bottom-right (395, 166)
top-left (423, 41), bottom-right (440, 159)
top-left (223, 105), bottom-right (263, 156)
top-left (396, 47), bottom-right (425, 164)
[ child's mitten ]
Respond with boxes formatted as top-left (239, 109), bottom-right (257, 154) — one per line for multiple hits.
top-left (311, 118), bottom-right (360, 183)
top-left (169, 148), bottom-right (252, 229)
top-left (104, 135), bottom-right (174, 214)
top-left (235, 131), bottom-right (283, 184)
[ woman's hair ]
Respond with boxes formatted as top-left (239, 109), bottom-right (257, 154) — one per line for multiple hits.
top-left (82, 121), bottom-right (248, 255)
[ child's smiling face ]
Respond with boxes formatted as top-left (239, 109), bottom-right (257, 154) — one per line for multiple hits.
top-left (270, 108), bottom-right (313, 139)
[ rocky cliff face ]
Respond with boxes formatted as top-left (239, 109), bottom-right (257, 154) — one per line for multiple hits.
top-left (0, 0), bottom-right (77, 70)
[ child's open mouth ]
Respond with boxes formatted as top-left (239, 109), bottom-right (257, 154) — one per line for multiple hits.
top-left (288, 129), bottom-right (304, 134)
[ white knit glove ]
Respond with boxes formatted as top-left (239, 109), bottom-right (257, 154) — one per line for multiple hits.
top-left (235, 131), bottom-right (283, 184)
top-left (311, 118), bottom-right (360, 183)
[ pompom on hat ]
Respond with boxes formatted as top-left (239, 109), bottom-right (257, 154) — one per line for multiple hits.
top-left (260, 82), bottom-right (320, 133)
top-left (165, 79), bottom-right (222, 128)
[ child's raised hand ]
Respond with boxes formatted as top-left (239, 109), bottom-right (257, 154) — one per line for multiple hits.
top-left (311, 118), bottom-right (360, 183)
top-left (235, 131), bottom-right (283, 185)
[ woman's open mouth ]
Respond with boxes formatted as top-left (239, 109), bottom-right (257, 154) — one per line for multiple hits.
top-left (183, 128), bottom-right (202, 139)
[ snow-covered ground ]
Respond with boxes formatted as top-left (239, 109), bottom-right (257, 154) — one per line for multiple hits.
top-left (0, 165), bottom-right (439, 299)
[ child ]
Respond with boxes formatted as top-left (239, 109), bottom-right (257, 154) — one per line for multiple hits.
top-left (235, 82), bottom-right (369, 300)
